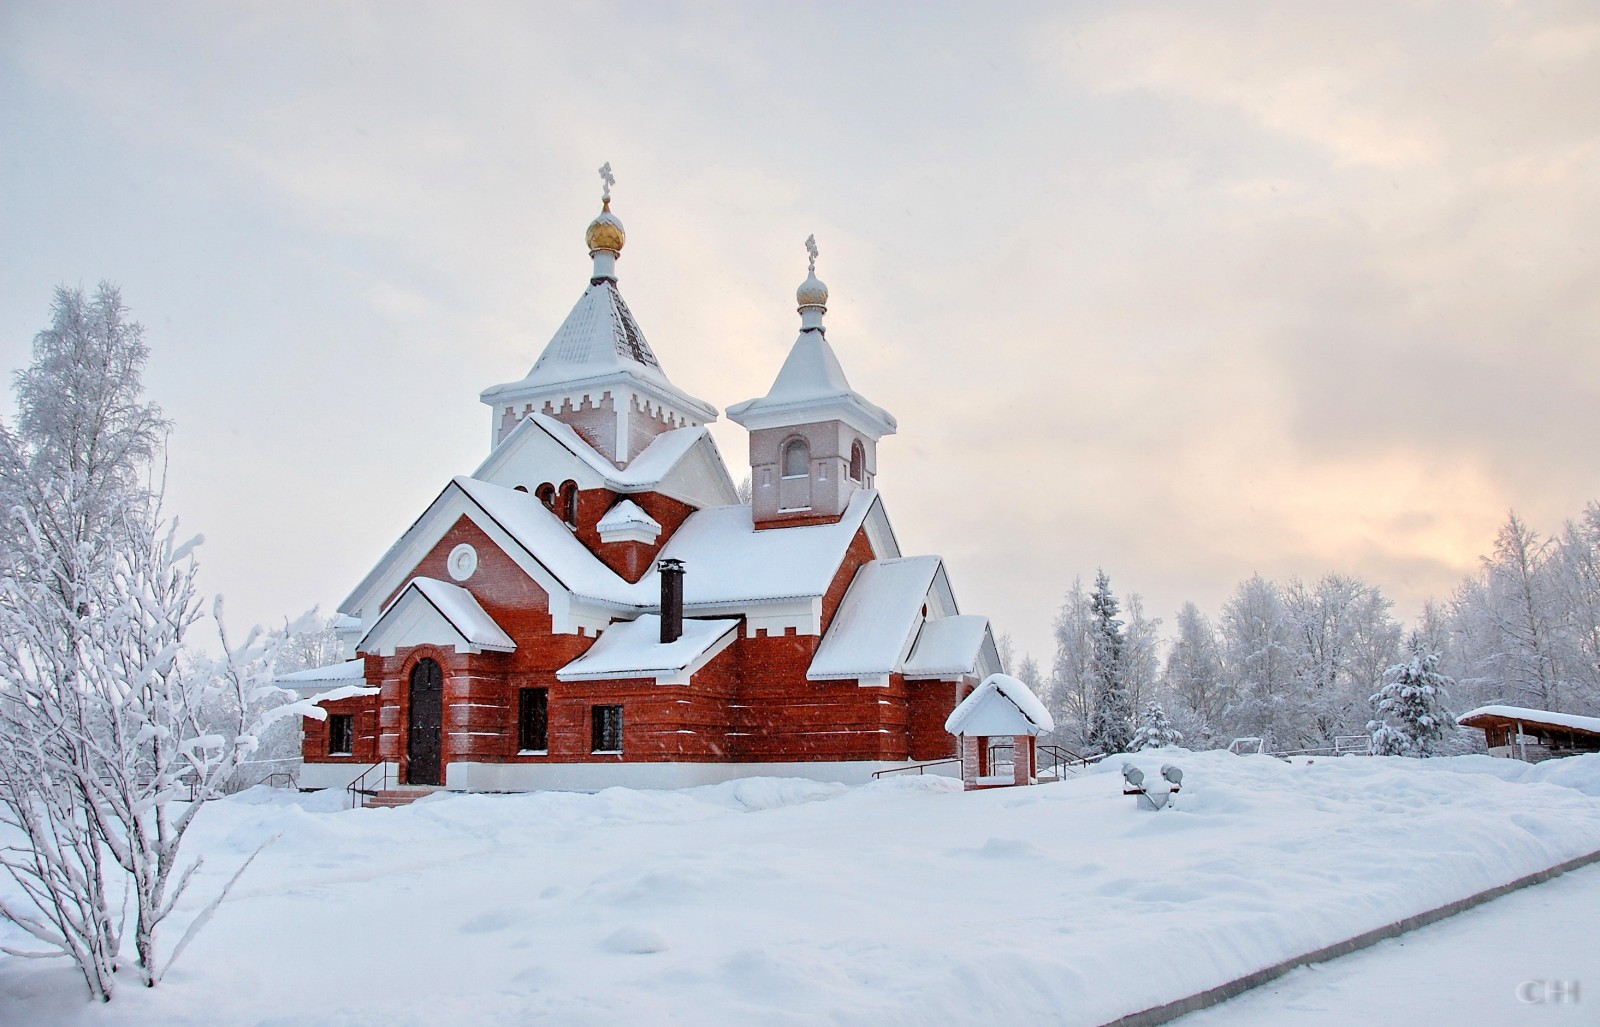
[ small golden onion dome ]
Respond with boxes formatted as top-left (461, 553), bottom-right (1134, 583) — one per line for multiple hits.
top-left (796, 269), bottom-right (829, 308)
top-left (585, 198), bottom-right (626, 253)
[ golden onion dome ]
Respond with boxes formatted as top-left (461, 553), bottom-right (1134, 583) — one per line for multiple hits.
top-left (585, 198), bottom-right (626, 253)
top-left (796, 269), bottom-right (829, 308)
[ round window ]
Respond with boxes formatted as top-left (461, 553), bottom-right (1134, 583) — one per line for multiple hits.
top-left (447, 543), bottom-right (479, 582)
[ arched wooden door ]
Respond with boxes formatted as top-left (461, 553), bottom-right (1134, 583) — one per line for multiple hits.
top-left (407, 658), bottom-right (444, 786)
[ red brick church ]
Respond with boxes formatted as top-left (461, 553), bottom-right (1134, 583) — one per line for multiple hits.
top-left (286, 174), bottom-right (1001, 791)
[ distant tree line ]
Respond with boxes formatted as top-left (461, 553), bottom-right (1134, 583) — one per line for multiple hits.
top-left (1012, 504), bottom-right (1600, 755)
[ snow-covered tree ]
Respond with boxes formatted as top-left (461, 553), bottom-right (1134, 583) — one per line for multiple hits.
top-left (1368, 637), bottom-right (1458, 757)
top-left (1219, 575), bottom-right (1297, 746)
top-left (1130, 701), bottom-right (1183, 751)
top-left (0, 284), bottom-right (325, 997)
top-left (1164, 602), bottom-right (1226, 746)
top-left (0, 283), bottom-right (166, 998)
top-left (1047, 577), bottom-right (1094, 747)
top-left (1086, 570), bottom-right (1134, 755)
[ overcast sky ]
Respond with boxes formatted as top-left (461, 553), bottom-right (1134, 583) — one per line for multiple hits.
top-left (3, 1), bottom-right (1597, 664)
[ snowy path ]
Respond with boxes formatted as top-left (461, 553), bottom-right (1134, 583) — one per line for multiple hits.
top-left (1173, 861), bottom-right (1600, 1026)
top-left (2, 751), bottom-right (1599, 1025)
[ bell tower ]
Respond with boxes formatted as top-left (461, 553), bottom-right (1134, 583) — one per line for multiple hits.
top-left (727, 236), bottom-right (896, 528)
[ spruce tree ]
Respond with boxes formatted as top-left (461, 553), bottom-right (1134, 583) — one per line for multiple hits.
top-left (1131, 701), bottom-right (1183, 750)
top-left (1368, 636), bottom-right (1458, 756)
top-left (1086, 570), bottom-right (1133, 754)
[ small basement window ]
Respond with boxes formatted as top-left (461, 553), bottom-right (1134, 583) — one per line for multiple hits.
top-left (328, 714), bottom-right (354, 756)
top-left (518, 688), bottom-right (549, 753)
top-left (591, 704), bottom-right (624, 753)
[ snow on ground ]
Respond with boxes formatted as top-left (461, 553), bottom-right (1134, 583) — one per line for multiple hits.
top-left (1174, 860), bottom-right (1600, 1026)
top-left (2, 751), bottom-right (1599, 1026)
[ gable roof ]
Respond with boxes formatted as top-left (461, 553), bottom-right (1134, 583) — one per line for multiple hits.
top-left (479, 279), bottom-right (716, 422)
top-left (556, 615), bottom-right (740, 683)
top-left (596, 499), bottom-right (661, 534)
top-left (945, 673), bottom-right (1055, 737)
top-left (472, 412), bottom-right (739, 508)
top-left (359, 577), bottom-right (517, 656)
top-left (903, 615), bottom-right (997, 680)
top-left (808, 557), bottom-right (942, 680)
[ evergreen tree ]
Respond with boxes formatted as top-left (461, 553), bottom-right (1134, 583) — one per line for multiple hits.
top-left (1086, 570), bottom-right (1133, 754)
top-left (1368, 636), bottom-right (1458, 756)
top-left (1131, 701), bottom-right (1183, 750)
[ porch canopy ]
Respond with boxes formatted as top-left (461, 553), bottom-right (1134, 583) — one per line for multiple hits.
top-left (1457, 704), bottom-right (1600, 759)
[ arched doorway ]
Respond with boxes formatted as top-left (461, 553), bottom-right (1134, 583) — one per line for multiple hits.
top-left (408, 658), bottom-right (444, 785)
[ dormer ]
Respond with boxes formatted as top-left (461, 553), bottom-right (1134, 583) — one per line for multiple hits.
top-left (479, 165), bottom-right (718, 467)
top-left (727, 237), bottom-right (896, 529)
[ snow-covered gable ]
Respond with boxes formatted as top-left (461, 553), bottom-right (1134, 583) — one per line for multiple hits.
top-left (473, 412), bottom-right (738, 508)
top-left (1458, 705), bottom-right (1600, 737)
top-left (902, 615), bottom-right (999, 681)
top-left (342, 478), bottom-right (901, 642)
top-left (808, 557), bottom-right (943, 682)
top-left (557, 615), bottom-right (741, 685)
top-left (341, 475), bottom-right (641, 633)
top-left (359, 577), bottom-right (517, 657)
top-left (945, 673), bottom-right (1054, 737)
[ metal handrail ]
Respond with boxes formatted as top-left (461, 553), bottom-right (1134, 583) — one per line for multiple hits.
top-left (871, 757), bottom-right (962, 779)
top-left (346, 761), bottom-right (391, 809)
top-left (986, 741), bottom-right (1097, 780)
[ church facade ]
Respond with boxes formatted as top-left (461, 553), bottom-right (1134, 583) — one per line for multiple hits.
top-left (289, 178), bottom-right (1000, 791)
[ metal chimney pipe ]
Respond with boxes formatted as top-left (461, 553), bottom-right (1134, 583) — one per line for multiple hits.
top-left (659, 558), bottom-right (684, 644)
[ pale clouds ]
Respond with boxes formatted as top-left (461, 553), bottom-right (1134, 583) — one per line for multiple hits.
top-left (1, 1), bottom-right (1595, 662)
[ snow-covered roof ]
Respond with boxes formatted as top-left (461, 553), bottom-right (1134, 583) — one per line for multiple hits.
top-left (496, 414), bottom-right (709, 491)
top-left (808, 557), bottom-right (941, 679)
top-left (557, 615), bottom-right (740, 682)
top-left (1457, 705), bottom-right (1600, 737)
top-left (726, 331), bottom-right (896, 439)
top-left (360, 577), bottom-right (517, 656)
top-left (275, 659), bottom-right (367, 694)
top-left (647, 489), bottom-right (886, 607)
top-left (945, 673), bottom-right (1054, 737)
top-left (903, 615), bottom-right (993, 679)
top-left (480, 280), bottom-right (716, 422)
top-left (450, 475), bottom-right (639, 605)
top-left (596, 498), bottom-right (662, 534)
top-left (342, 476), bottom-right (900, 638)
top-left (471, 412), bottom-right (739, 515)
top-left (276, 659), bottom-right (366, 684)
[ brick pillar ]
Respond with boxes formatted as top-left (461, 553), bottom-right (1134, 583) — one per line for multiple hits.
top-left (1013, 734), bottom-right (1033, 786)
top-left (961, 735), bottom-right (980, 788)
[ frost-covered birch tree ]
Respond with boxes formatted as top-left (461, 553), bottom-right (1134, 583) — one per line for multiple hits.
top-left (0, 284), bottom-right (324, 997)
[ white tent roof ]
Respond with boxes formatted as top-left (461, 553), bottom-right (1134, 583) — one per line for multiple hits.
top-left (480, 280), bottom-right (716, 422)
top-left (726, 331), bottom-right (895, 439)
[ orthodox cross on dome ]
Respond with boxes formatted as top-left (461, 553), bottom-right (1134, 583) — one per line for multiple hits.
top-left (805, 234), bottom-right (819, 274)
top-left (599, 162), bottom-right (615, 204)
